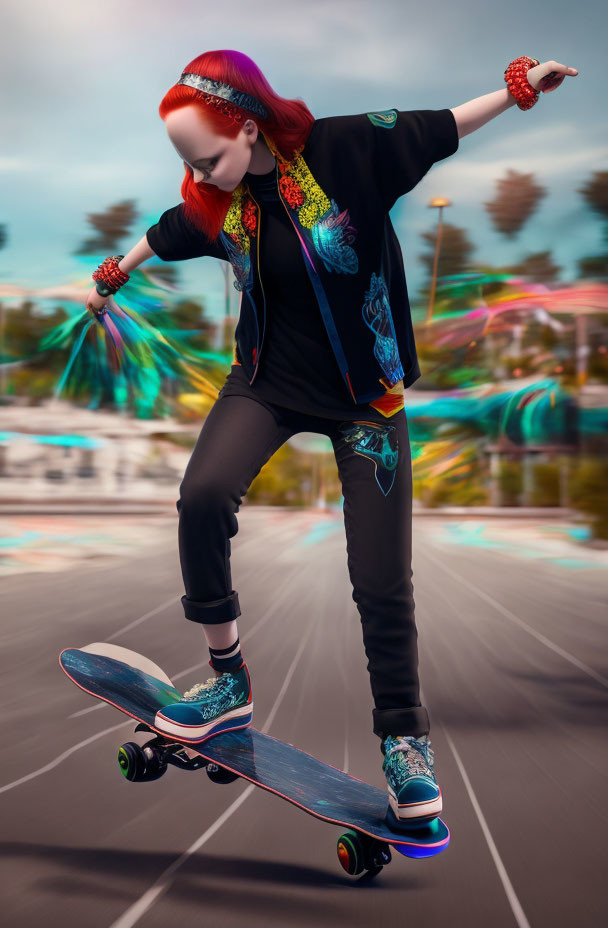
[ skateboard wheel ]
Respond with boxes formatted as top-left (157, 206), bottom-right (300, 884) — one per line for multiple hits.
top-left (206, 762), bottom-right (240, 785)
top-left (337, 831), bottom-right (391, 876)
top-left (118, 741), bottom-right (167, 782)
top-left (118, 742), bottom-right (146, 781)
top-left (337, 830), bottom-right (365, 875)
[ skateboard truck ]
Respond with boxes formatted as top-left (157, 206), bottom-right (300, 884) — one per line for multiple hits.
top-left (121, 729), bottom-right (239, 784)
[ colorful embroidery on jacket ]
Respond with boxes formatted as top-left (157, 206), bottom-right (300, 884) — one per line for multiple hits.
top-left (361, 271), bottom-right (404, 387)
top-left (220, 140), bottom-right (414, 405)
top-left (280, 151), bottom-right (332, 228)
top-left (221, 184), bottom-right (254, 292)
top-left (279, 151), bottom-right (359, 274)
top-left (312, 200), bottom-right (359, 274)
top-left (220, 147), bottom-right (359, 288)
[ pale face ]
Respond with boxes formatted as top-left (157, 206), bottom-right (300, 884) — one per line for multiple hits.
top-left (165, 105), bottom-right (259, 191)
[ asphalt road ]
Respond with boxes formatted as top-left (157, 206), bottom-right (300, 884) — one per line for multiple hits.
top-left (1, 509), bottom-right (606, 927)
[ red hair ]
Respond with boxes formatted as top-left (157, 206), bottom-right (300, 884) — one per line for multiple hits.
top-left (158, 49), bottom-right (315, 242)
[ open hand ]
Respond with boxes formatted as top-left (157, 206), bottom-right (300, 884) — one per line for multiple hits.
top-left (526, 60), bottom-right (579, 93)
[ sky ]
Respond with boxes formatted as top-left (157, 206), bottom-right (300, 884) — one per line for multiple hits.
top-left (1, 0), bottom-right (606, 323)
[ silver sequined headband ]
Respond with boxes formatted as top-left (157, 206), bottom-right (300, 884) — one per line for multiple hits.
top-left (177, 73), bottom-right (269, 120)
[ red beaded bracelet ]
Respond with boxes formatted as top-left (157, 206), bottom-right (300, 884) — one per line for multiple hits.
top-left (92, 255), bottom-right (130, 297)
top-left (504, 56), bottom-right (540, 111)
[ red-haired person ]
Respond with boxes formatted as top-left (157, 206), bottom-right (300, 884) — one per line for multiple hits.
top-left (89, 50), bottom-right (577, 828)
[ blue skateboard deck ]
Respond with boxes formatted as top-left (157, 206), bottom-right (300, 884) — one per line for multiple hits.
top-left (60, 644), bottom-right (449, 875)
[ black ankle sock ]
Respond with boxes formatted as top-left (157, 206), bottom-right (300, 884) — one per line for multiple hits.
top-left (209, 636), bottom-right (243, 673)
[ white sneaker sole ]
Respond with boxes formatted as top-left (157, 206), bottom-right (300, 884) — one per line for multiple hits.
top-left (154, 702), bottom-right (253, 742)
top-left (388, 785), bottom-right (443, 820)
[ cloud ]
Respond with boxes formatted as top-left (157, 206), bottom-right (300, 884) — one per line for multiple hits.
top-left (402, 121), bottom-right (608, 207)
top-left (0, 157), bottom-right (30, 173)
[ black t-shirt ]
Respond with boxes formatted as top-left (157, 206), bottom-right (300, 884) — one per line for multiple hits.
top-left (147, 106), bottom-right (460, 419)
top-left (217, 165), bottom-right (389, 422)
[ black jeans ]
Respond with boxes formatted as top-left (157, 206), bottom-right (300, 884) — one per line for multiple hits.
top-left (177, 392), bottom-right (429, 741)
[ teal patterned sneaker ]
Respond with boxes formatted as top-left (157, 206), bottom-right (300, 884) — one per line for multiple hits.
top-left (154, 661), bottom-right (253, 742)
top-left (381, 734), bottom-right (442, 827)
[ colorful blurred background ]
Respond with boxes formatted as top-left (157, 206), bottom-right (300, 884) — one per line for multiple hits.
top-left (1, 2), bottom-right (606, 927)
top-left (1, 5), bottom-right (607, 568)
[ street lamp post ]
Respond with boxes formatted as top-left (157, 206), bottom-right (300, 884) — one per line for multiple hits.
top-left (426, 197), bottom-right (451, 324)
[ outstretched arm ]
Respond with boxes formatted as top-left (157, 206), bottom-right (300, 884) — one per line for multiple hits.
top-left (450, 89), bottom-right (517, 139)
top-left (118, 235), bottom-right (156, 274)
top-left (450, 60), bottom-right (579, 139)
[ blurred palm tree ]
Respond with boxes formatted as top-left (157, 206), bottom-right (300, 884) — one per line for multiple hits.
top-left (74, 199), bottom-right (178, 287)
top-left (0, 222), bottom-right (7, 394)
top-left (504, 250), bottom-right (562, 284)
top-left (74, 199), bottom-right (139, 256)
top-left (577, 170), bottom-right (608, 280)
top-left (417, 224), bottom-right (476, 313)
top-left (483, 169), bottom-right (547, 238)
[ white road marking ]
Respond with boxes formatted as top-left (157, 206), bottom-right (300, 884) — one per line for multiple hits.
top-left (424, 548), bottom-right (608, 688)
top-left (5, 543), bottom-right (308, 792)
top-left (109, 784), bottom-right (256, 928)
top-left (108, 600), bottom-right (319, 928)
top-left (103, 531), bottom-right (285, 644)
top-left (67, 566), bottom-right (299, 719)
top-left (0, 721), bottom-right (132, 795)
top-left (439, 718), bottom-right (532, 928)
top-left (106, 595), bottom-right (181, 642)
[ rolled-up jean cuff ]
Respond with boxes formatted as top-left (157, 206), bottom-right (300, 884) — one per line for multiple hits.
top-left (372, 705), bottom-right (430, 740)
top-left (181, 590), bottom-right (241, 625)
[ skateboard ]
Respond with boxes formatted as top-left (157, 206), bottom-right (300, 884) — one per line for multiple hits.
top-left (60, 643), bottom-right (450, 878)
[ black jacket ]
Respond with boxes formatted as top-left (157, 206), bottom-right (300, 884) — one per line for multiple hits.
top-left (146, 106), bottom-right (459, 406)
